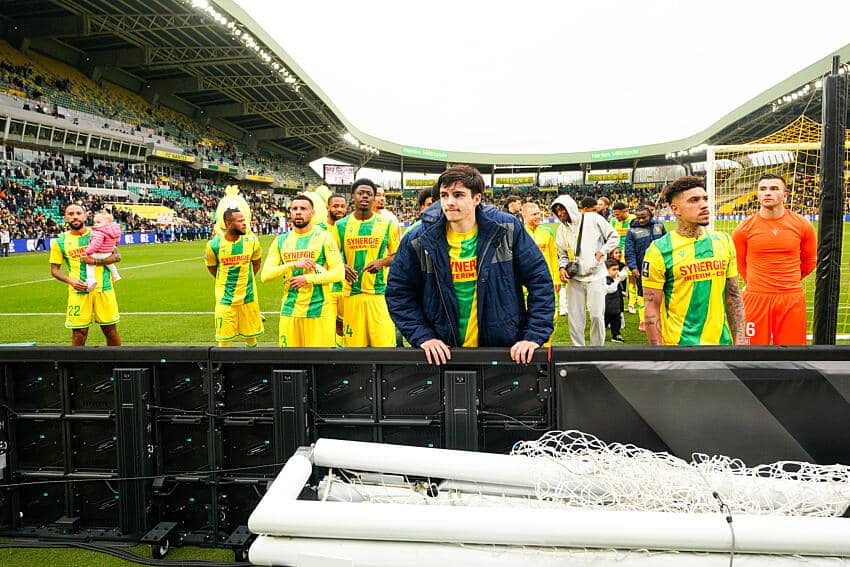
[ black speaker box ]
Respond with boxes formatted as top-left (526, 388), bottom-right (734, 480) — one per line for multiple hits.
top-left (73, 480), bottom-right (119, 528)
top-left (216, 364), bottom-right (274, 415)
top-left (381, 425), bottom-right (442, 448)
top-left (67, 363), bottom-right (116, 414)
top-left (216, 483), bottom-right (266, 533)
top-left (13, 419), bottom-right (64, 470)
top-left (380, 365), bottom-right (440, 419)
top-left (5, 363), bottom-right (62, 412)
top-left (314, 364), bottom-right (374, 418)
top-left (158, 419), bottom-right (211, 474)
top-left (18, 482), bottom-right (65, 526)
top-left (156, 363), bottom-right (208, 413)
top-left (69, 420), bottom-right (117, 473)
top-left (219, 420), bottom-right (276, 477)
top-left (481, 364), bottom-right (549, 419)
top-left (155, 482), bottom-right (213, 533)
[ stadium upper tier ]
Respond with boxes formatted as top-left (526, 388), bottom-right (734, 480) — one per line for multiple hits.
top-left (1, 1), bottom-right (848, 174)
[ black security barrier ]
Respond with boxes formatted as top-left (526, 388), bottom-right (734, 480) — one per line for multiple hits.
top-left (0, 345), bottom-right (848, 553)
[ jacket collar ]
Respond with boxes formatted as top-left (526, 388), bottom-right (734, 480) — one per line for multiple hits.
top-left (420, 203), bottom-right (503, 247)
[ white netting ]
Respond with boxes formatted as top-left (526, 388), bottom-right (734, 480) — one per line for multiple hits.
top-left (512, 430), bottom-right (850, 517)
top-left (318, 430), bottom-right (850, 517)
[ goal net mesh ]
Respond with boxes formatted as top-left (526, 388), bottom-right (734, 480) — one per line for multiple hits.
top-left (320, 430), bottom-right (850, 518)
top-left (705, 115), bottom-right (850, 339)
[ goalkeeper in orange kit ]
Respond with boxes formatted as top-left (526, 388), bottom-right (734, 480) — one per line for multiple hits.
top-left (732, 174), bottom-right (816, 345)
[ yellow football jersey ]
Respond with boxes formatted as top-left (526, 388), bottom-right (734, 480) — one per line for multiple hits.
top-left (643, 230), bottom-right (738, 345)
top-left (49, 229), bottom-right (114, 293)
top-left (526, 224), bottom-right (559, 288)
top-left (204, 233), bottom-right (262, 306)
top-left (447, 226), bottom-right (479, 347)
top-left (333, 214), bottom-right (399, 296)
top-left (262, 227), bottom-right (344, 318)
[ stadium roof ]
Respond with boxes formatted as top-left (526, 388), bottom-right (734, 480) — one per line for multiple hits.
top-left (1, 0), bottom-right (849, 174)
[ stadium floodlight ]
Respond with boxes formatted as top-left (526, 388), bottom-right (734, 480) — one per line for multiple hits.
top-left (284, 76), bottom-right (296, 84)
top-left (343, 133), bottom-right (358, 145)
top-left (191, 0), bottom-right (209, 9)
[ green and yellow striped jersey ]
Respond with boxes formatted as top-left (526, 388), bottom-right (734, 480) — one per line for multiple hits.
top-left (333, 214), bottom-right (399, 296)
top-left (314, 221), bottom-right (342, 294)
top-left (49, 229), bottom-right (114, 293)
top-left (261, 227), bottom-right (344, 318)
top-left (611, 214), bottom-right (636, 250)
top-left (204, 233), bottom-right (262, 306)
top-left (447, 226), bottom-right (479, 347)
top-left (642, 230), bottom-right (738, 346)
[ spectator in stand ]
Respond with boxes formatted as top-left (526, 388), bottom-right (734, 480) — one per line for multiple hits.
top-left (624, 205), bottom-right (666, 332)
top-left (732, 174), bottom-right (816, 345)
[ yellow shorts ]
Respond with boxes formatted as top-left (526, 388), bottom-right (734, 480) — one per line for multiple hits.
top-left (341, 294), bottom-right (395, 347)
top-left (65, 288), bottom-right (120, 329)
top-left (279, 312), bottom-right (336, 347)
top-left (214, 302), bottom-right (264, 342)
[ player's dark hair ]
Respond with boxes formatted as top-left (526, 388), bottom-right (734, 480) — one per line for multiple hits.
top-left (222, 207), bottom-right (241, 223)
top-left (757, 173), bottom-right (787, 188)
top-left (612, 202), bottom-right (627, 211)
top-left (662, 176), bottom-right (705, 204)
top-left (417, 188), bottom-right (432, 208)
top-left (290, 194), bottom-right (314, 209)
top-left (580, 196), bottom-right (598, 209)
top-left (635, 205), bottom-right (653, 217)
top-left (605, 259), bottom-right (621, 269)
top-left (351, 178), bottom-right (377, 193)
top-left (328, 193), bottom-right (346, 205)
top-left (437, 165), bottom-right (485, 196)
top-left (503, 195), bottom-right (521, 208)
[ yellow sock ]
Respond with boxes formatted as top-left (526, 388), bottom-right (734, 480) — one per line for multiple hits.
top-left (638, 296), bottom-right (645, 322)
top-left (217, 340), bottom-right (233, 347)
top-left (245, 337), bottom-right (258, 348)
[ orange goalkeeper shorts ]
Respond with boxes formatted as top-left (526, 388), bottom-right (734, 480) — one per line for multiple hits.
top-left (743, 289), bottom-right (807, 345)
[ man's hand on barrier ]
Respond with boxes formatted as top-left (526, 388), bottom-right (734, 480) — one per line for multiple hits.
top-left (510, 340), bottom-right (539, 364)
top-left (421, 338), bottom-right (451, 366)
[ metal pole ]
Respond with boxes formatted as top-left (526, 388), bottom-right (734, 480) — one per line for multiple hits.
top-left (813, 56), bottom-right (847, 344)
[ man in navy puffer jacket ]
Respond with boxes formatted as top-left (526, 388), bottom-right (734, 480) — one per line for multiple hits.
top-left (386, 165), bottom-right (554, 365)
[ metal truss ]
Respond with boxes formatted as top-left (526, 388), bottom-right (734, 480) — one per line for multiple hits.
top-left (87, 14), bottom-right (210, 34)
top-left (199, 75), bottom-right (287, 90)
top-left (148, 46), bottom-right (254, 66)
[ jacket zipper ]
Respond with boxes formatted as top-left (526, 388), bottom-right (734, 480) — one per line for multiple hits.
top-left (426, 248), bottom-right (459, 347)
top-left (475, 227), bottom-right (501, 345)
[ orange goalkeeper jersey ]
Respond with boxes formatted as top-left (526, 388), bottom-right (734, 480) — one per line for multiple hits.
top-left (731, 210), bottom-right (816, 293)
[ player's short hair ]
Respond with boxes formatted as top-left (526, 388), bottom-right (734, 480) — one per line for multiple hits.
top-left (290, 194), bottom-right (314, 209)
top-left (634, 205), bottom-right (652, 217)
top-left (328, 193), bottom-right (346, 205)
top-left (662, 176), bottom-right (705, 204)
top-left (222, 207), bottom-right (242, 223)
top-left (605, 259), bottom-right (621, 269)
top-left (757, 173), bottom-right (787, 189)
top-left (504, 195), bottom-right (522, 208)
top-left (580, 196), bottom-right (598, 209)
top-left (65, 203), bottom-right (86, 213)
top-left (351, 178), bottom-right (377, 193)
top-left (417, 188), bottom-right (433, 208)
top-left (612, 202), bottom-right (627, 211)
top-left (599, 197), bottom-right (611, 206)
top-left (437, 165), bottom-right (485, 196)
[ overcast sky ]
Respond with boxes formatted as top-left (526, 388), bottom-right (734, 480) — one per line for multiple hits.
top-left (233, 0), bottom-right (850, 155)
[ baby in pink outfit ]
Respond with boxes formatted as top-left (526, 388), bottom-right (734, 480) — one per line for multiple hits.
top-left (85, 211), bottom-right (122, 291)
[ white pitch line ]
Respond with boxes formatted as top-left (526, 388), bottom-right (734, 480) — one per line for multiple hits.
top-left (0, 256), bottom-right (202, 289)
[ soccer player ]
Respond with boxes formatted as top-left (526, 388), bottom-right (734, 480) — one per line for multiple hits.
top-left (333, 179), bottom-right (399, 347)
top-left (316, 193), bottom-right (348, 345)
top-left (732, 174), bottom-right (816, 345)
top-left (610, 202), bottom-right (637, 313)
top-left (522, 201), bottom-right (560, 330)
top-left (204, 208), bottom-right (263, 347)
top-left (387, 165), bottom-right (553, 365)
top-left (373, 186), bottom-right (401, 239)
top-left (624, 205), bottom-right (666, 331)
top-left (49, 204), bottom-right (121, 346)
top-left (643, 176), bottom-right (744, 346)
top-left (262, 195), bottom-right (344, 347)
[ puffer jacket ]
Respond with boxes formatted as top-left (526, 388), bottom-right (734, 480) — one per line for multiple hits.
top-left (86, 221), bottom-right (122, 254)
top-left (386, 202), bottom-right (554, 348)
top-left (624, 218), bottom-right (667, 271)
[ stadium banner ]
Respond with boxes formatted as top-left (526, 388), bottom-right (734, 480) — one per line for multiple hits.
top-left (245, 174), bottom-right (275, 183)
top-left (7, 232), bottom-right (157, 254)
top-left (205, 164), bottom-right (239, 174)
top-left (494, 176), bottom-right (534, 185)
top-left (151, 150), bottom-right (196, 163)
top-left (590, 147), bottom-right (640, 161)
top-left (402, 146), bottom-right (449, 161)
top-left (405, 179), bottom-right (438, 187)
top-left (587, 172), bottom-right (629, 182)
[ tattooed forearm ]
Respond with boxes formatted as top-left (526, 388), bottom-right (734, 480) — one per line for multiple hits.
top-left (643, 288), bottom-right (664, 346)
top-left (725, 278), bottom-right (745, 345)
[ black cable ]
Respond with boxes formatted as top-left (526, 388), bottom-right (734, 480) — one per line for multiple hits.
top-left (0, 540), bottom-right (250, 566)
top-left (712, 490), bottom-right (735, 567)
top-left (477, 410), bottom-right (549, 431)
top-left (0, 461), bottom-right (284, 490)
